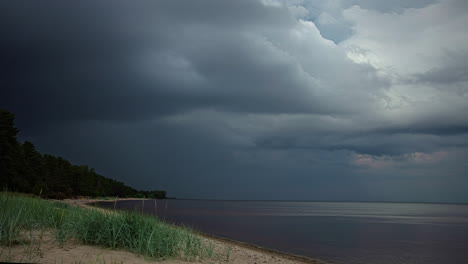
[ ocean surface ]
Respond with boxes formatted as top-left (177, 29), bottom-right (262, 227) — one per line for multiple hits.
top-left (96, 200), bottom-right (468, 264)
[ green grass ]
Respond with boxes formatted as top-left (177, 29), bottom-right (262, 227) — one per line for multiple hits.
top-left (0, 192), bottom-right (216, 262)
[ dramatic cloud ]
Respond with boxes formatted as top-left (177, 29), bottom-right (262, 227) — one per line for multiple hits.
top-left (1, 0), bottom-right (467, 202)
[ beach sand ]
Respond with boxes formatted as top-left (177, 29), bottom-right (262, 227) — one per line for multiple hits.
top-left (1, 198), bottom-right (326, 264)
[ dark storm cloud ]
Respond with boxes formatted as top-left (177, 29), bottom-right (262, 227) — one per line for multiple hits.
top-left (0, 0), bottom-right (304, 128)
top-left (413, 64), bottom-right (468, 85)
top-left (1, 0), bottom-right (387, 131)
top-left (252, 113), bottom-right (468, 155)
top-left (347, 0), bottom-right (436, 12)
top-left (256, 130), bottom-right (468, 156)
top-left (1, 0), bottom-right (468, 202)
top-left (0, 0), bottom-right (174, 125)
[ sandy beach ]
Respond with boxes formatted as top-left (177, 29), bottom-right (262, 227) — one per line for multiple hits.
top-left (4, 198), bottom-right (325, 264)
top-left (4, 235), bottom-right (326, 264)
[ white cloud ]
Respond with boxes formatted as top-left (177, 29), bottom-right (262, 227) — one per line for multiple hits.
top-left (341, 1), bottom-right (468, 76)
top-left (332, 0), bottom-right (468, 130)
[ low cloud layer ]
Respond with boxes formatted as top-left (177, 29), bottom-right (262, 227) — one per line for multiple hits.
top-left (1, 0), bottom-right (467, 202)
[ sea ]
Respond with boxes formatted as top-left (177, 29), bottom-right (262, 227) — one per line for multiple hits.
top-left (95, 200), bottom-right (468, 264)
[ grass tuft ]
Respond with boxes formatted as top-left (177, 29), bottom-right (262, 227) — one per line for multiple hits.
top-left (0, 192), bottom-right (218, 261)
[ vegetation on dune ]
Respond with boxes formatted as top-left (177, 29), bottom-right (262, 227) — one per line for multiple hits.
top-left (0, 109), bottom-right (166, 199)
top-left (0, 192), bottom-right (217, 262)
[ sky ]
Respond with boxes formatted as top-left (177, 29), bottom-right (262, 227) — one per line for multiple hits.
top-left (1, 0), bottom-right (467, 202)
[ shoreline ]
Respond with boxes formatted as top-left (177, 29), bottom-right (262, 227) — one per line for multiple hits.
top-left (63, 198), bottom-right (328, 264)
top-left (195, 231), bottom-right (326, 264)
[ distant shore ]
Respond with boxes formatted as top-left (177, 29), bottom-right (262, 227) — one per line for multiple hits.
top-left (62, 198), bottom-right (327, 264)
top-left (63, 197), bottom-right (150, 209)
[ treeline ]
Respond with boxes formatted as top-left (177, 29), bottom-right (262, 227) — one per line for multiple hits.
top-left (0, 109), bottom-right (166, 199)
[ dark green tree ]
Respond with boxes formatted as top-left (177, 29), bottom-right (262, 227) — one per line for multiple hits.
top-left (0, 109), bottom-right (167, 199)
top-left (0, 109), bottom-right (21, 191)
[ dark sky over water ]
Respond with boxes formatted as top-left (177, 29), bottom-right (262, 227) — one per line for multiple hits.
top-left (1, 0), bottom-right (467, 202)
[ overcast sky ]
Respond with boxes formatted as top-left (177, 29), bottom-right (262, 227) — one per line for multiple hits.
top-left (1, 0), bottom-right (467, 202)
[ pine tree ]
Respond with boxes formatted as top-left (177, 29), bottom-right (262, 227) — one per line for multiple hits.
top-left (0, 109), bottom-right (21, 191)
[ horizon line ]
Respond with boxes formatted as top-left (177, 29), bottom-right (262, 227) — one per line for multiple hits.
top-left (169, 198), bottom-right (468, 205)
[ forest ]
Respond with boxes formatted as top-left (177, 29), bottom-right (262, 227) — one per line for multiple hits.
top-left (0, 109), bottom-right (166, 199)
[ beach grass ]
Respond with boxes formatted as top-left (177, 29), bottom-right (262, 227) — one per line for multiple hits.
top-left (0, 192), bottom-right (215, 262)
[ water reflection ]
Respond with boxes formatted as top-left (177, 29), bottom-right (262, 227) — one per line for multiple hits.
top-left (96, 200), bottom-right (468, 264)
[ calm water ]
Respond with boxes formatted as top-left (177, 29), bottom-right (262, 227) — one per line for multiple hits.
top-left (96, 200), bottom-right (468, 264)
